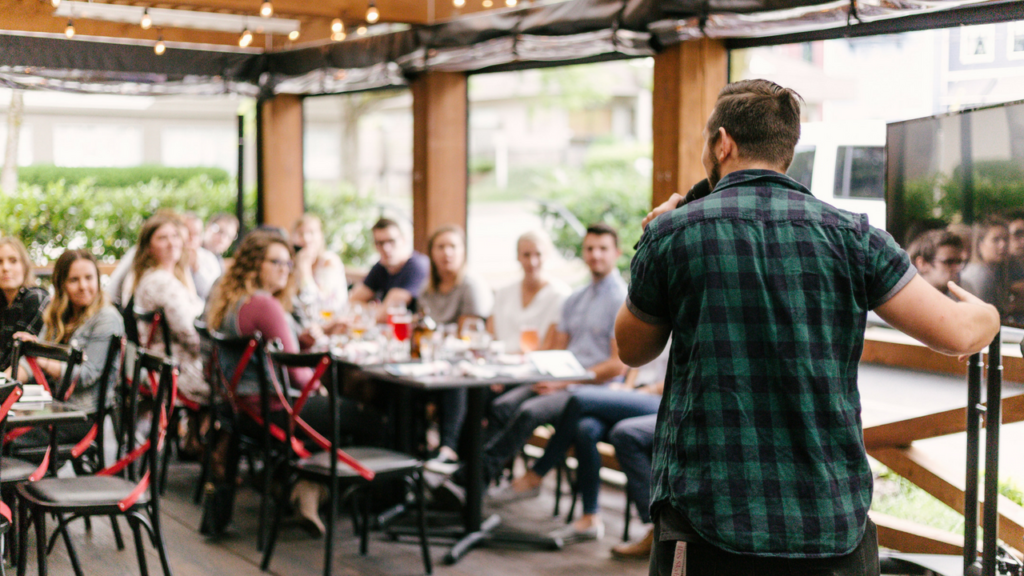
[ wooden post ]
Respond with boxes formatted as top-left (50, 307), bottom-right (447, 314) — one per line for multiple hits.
top-left (651, 39), bottom-right (728, 208)
top-left (411, 72), bottom-right (468, 254)
top-left (259, 94), bottom-right (305, 229)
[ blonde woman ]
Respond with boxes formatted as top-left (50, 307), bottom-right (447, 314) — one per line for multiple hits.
top-left (128, 214), bottom-right (206, 403)
top-left (291, 214), bottom-right (347, 322)
top-left (0, 237), bottom-right (49, 372)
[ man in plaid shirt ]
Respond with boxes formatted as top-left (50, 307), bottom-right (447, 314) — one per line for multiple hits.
top-left (615, 79), bottom-right (1001, 575)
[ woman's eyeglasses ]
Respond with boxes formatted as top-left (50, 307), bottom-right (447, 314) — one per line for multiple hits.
top-left (265, 258), bottom-right (294, 271)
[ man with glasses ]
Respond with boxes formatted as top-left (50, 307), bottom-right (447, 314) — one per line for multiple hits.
top-left (907, 229), bottom-right (966, 297)
top-left (349, 217), bottom-right (429, 311)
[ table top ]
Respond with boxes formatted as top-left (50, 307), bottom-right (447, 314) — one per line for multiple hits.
top-left (9, 402), bottom-right (89, 426)
top-left (361, 364), bottom-right (591, 391)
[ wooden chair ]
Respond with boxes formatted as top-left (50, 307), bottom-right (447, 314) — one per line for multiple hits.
top-left (16, 349), bottom-right (178, 576)
top-left (259, 351), bottom-right (432, 576)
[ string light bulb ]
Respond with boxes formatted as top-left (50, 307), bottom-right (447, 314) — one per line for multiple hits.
top-left (506, 0), bottom-right (517, 6)
top-left (154, 33), bottom-right (165, 55)
top-left (366, 0), bottom-right (379, 23)
top-left (239, 27), bottom-right (253, 48)
top-left (140, 8), bottom-right (152, 29)
top-left (64, 18), bottom-right (75, 38)
top-left (51, 0), bottom-right (60, 7)
top-left (483, 0), bottom-right (492, 6)
top-left (356, 24), bottom-right (367, 35)
top-left (288, 29), bottom-right (300, 41)
top-left (331, 18), bottom-right (344, 34)
top-left (453, 0), bottom-right (465, 7)
top-left (331, 30), bottom-right (346, 41)
top-left (260, 0), bottom-right (273, 18)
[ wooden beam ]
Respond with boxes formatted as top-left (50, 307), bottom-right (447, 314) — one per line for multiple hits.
top-left (871, 446), bottom-right (1024, 551)
top-left (864, 394), bottom-right (1024, 450)
top-left (861, 337), bottom-right (1024, 382)
top-left (410, 71), bottom-right (467, 254)
top-left (651, 38), bottom-right (727, 209)
top-left (259, 94), bottom-right (305, 230)
top-left (870, 511), bottom-right (964, 556)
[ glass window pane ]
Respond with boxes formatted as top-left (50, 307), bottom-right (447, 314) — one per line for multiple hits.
top-left (787, 147), bottom-right (815, 190)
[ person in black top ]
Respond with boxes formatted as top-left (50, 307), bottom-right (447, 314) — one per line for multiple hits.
top-left (0, 237), bottom-right (49, 372)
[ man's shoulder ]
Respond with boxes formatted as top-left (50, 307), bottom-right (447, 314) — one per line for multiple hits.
top-left (404, 252), bottom-right (430, 272)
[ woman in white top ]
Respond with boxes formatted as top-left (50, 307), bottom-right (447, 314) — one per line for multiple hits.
top-left (488, 230), bottom-right (570, 353)
top-left (291, 214), bottom-right (348, 323)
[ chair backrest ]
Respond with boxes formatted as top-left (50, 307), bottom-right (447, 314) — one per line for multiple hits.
top-left (0, 382), bottom-right (23, 515)
top-left (89, 335), bottom-right (125, 466)
top-left (133, 307), bottom-right (173, 357)
top-left (123, 349), bottom-right (177, 490)
top-left (10, 339), bottom-right (84, 401)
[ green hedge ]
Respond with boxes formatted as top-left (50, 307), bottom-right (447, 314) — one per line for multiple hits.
top-left (16, 165), bottom-right (230, 189)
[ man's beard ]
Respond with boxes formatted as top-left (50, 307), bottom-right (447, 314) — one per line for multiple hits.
top-left (708, 154), bottom-right (721, 189)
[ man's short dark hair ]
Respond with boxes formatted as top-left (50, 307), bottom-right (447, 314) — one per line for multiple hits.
top-left (908, 229), bottom-right (966, 264)
top-left (585, 222), bottom-right (619, 248)
top-left (1004, 208), bottom-right (1024, 224)
top-left (706, 79), bottom-right (803, 170)
top-left (372, 217), bottom-right (403, 235)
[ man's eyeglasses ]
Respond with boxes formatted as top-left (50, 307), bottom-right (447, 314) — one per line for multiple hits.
top-left (935, 258), bottom-right (965, 267)
top-left (265, 258), bottom-right (294, 270)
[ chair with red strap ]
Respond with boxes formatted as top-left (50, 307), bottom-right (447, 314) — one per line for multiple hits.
top-left (16, 349), bottom-right (178, 576)
top-left (199, 325), bottom-right (279, 549)
top-left (259, 351), bottom-right (432, 576)
top-left (0, 382), bottom-right (24, 576)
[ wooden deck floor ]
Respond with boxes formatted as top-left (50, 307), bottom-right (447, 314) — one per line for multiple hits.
top-left (15, 461), bottom-right (651, 576)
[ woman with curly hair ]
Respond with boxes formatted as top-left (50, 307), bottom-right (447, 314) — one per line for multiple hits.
top-left (128, 213), bottom-right (207, 403)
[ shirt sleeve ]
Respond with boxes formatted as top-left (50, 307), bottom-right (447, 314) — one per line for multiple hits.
top-left (863, 224), bottom-right (915, 310)
top-left (401, 254), bottom-right (430, 296)
top-left (361, 263), bottom-right (386, 294)
top-left (69, 308), bottom-right (124, 391)
top-left (237, 294), bottom-right (313, 384)
top-left (627, 230), bottom-right (671, 325)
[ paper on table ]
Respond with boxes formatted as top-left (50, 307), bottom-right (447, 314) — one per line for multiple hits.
top-left (385, 361), bottom-right (451, 378)
top-left (527, 350), bottom-right (588, 378)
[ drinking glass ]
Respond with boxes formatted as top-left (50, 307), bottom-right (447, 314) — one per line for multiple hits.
top-left (519, 325), bottom-right (540, 353)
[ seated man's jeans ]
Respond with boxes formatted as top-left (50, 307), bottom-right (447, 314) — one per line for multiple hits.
top-left (607, 414), bottom-right (657, 524)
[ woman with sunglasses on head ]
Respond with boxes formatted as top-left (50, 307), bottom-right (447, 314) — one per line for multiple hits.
top-left (0, 237), bottom-right (49, 374)
top-left (11, 249), bottom-right (124, 446)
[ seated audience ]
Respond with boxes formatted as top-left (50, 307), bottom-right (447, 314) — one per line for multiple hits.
top-left (417, 226), bottom-right (493, 469)
top-left (489, 230), bottom-right (570, 353)
top-left (607, 413), bottom-right (657, 558)
top-left (960, 217), bottom-right (1009, 313)
top-left (12, 249), bottom-right (124, 445)
top-left (349, 218), bottom-right (429, 314)
top-left (493, 346), bottom-right (669, 543)
top-left (0, 237), bottom-right (49, 372)
top-left (458, 224), bottom-right (628, 496)
top-left (907, 229), bottom-right (965, 296)
top-left (128, 214), bottom-right (207, 404)
top-left (202, 212), bottom-right (239, 259)
top-left (291, 214), bottom-right (348, 320)
top-left (182, 212), bottom-right (224, 301)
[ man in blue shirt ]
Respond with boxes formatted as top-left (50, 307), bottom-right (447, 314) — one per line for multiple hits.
top-left (467, 223), bottom-right (628, 503)
top-left (350, 218), bottom-right (429, 312)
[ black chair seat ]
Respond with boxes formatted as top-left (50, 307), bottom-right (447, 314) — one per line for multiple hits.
top-left (298, 447), bottom-right (420, 478)
top-left (18, 476), bottom-right (150, 509)
top-left (1, 457), bottom-right (39, 483)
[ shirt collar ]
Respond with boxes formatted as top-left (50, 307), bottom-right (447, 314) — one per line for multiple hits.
top-left (713, 169), bottom-right (812, 197)
top-left (590, 272), bottom-right (623, 292)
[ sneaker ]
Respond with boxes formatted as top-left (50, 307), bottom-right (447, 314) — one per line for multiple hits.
top-left (611, 527), bottom-right (654, 559)
top-left (486, 483), bottom-right (541, 506)
top-left (548, 520), bottom-right (604, 543)
top-left (424, 453), bottom-right (460, 476)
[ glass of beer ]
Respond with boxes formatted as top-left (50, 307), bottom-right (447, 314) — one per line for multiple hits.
top-left (520, 326), bottom-right (539, 353)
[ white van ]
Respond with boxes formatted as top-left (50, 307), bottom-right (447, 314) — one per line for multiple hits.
top-left (786, 121), bottom-right (887, 228)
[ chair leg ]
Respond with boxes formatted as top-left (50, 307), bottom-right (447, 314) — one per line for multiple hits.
top-left (56, 513), bottom-right (84, 576)
top-left (323, 478), bottom-right (336, 576)
top-left (553, 464), bottom-right (562, 517)
top-left (109, 515), bottom-right (126, 550)
top-left (16, 499), bottom-right (28, 576)
top-left (259, 486), bottom-right (286, 572)
top-left (359, 491), bottom-right (370, 557)
top-left (127, 516), bottom-right (150, 576)
top-left (414, 472), bottom-right (432, 575)
top-left (32, 509), bottom-right (46, 576)
top-left (147, 511), bottom-right (173, 576)
top-left (566, 469), bottom-right (578, 523)
top-left (257, 454), bottom-right (273, 552)
top-left (622, 493), bottom-right (632, 542)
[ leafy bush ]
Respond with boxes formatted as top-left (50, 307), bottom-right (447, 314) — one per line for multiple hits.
top-left (304, 182), bottom-right (379, 269)
top-left (0, 177), bottom-right (253, 263)
top-left (16, 164), bottom-right (230, 189)
top-left (535, 151), bottom-right (651, 272)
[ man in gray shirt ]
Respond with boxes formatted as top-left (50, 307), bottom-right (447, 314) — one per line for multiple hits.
top-left (461, 223), bottom-right (628, 494)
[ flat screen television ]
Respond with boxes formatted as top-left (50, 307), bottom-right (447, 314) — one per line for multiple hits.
top-left (886, 99), bottom-right (1024, 328)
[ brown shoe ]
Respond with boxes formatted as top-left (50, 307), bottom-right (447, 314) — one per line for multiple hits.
top-left (611, 527), bottom-right (654, 560)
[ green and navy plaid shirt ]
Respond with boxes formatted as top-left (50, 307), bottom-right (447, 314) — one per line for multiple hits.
top-left (628, 169), bottom-right (914, 557)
